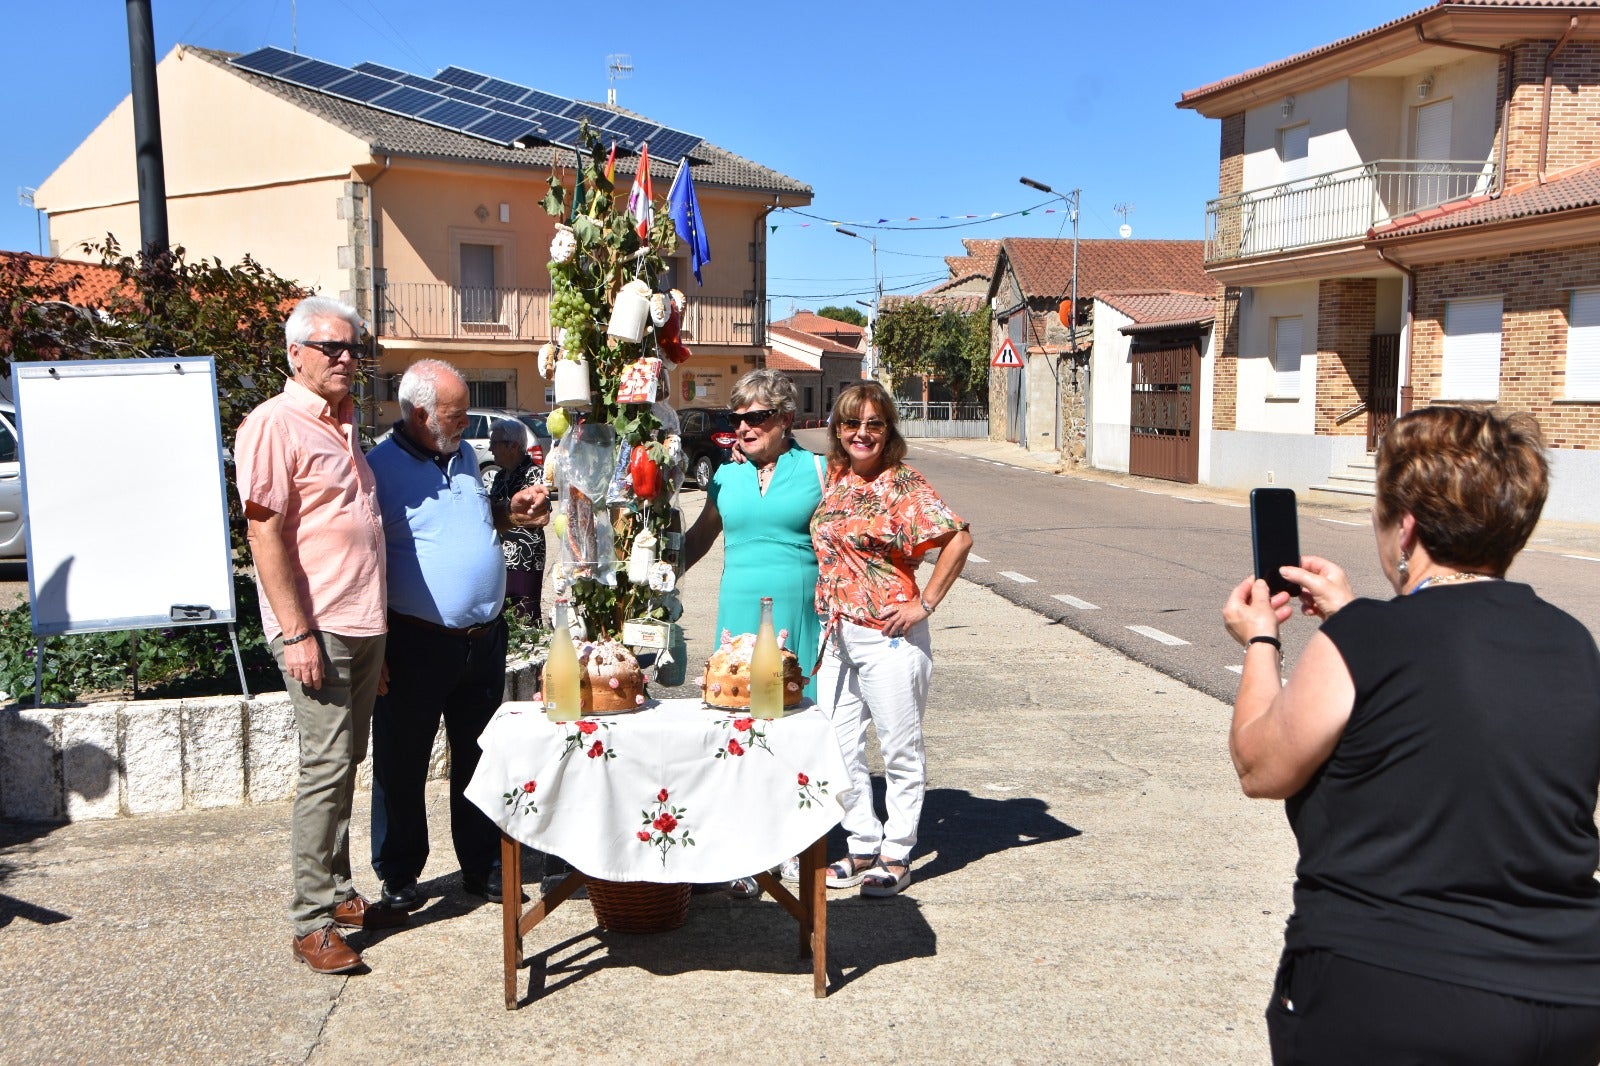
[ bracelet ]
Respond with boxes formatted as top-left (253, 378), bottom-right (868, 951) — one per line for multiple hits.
top-left (920, 598), bottom-right (936, 615)
top-left (282, 631), bottom-right (314, 647)
top-left (1247, 635), bottom-right (1281, 651)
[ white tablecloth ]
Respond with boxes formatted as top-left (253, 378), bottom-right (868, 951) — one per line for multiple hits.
top-left (466, 699), bottom-right (851, 883)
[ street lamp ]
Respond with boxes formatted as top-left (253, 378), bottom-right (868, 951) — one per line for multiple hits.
top-left (836, 227), bottom-right (880, 381)
top-left (1019, 176), bottom-right (1082, 457)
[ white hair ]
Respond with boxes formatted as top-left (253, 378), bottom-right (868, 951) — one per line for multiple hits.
top-left (284, 296), bottom-right (362, 372)
top-left (490, 417), bottom-right (529, 449)
top-left (397, 358), bottom-right (465, 418)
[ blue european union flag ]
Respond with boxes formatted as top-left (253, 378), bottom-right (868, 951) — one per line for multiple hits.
top-left (666, 159), bottom-right (711, 284)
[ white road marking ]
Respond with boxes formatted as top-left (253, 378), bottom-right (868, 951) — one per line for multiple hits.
top-left (967, 553), bottom-right (989, 564)
top-left (1174, 496), bottom-right (1206, 504)
top-left (1052, 594), bottom-right (1100, 610)
top-left (998, 571), bottom-right (1036, 584)
top-left (1320, 518), bottom-right (1364, 527)
top-left (1562, 554), bottom-right (1600, 563)
top-left (1103, 483), bottom-right (1131, 490)
top-left (1126, 625), bottom-right (1189, 646)
top-left (1225, 664), bottom-right (1244, 675)
top-left (1219, 501), bottom-right (1248, 508)
top-left (1138, 489), bottom-right (1165, 495)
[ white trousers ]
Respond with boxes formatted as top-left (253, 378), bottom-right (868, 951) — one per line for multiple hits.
top-left (817, 618), bottom-right (933, 862)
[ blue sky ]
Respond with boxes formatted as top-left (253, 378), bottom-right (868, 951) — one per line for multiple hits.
top-left (3, 0), bottom-right (1415, 312)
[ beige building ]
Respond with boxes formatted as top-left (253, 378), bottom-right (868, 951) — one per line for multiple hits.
top-left (36, 45), bottom-right (811, 427)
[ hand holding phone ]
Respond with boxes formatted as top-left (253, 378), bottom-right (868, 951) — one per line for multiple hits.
top-left (1251, 488), bottom-right (1302, 598)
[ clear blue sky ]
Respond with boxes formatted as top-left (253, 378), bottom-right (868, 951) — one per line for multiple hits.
top-left (3, 0), bottom-right (1415, 313)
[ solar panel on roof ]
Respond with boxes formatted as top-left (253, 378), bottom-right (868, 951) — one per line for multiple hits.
top-left (492, 100), bottom-right (540, 120)
top-left (419, 99), bottom-right (495, 129)
top-left (599, 116), bottom-right (657, 144)
top-left (441, 85), bottom-right (497, 107)
top-left (352, 61), bottom-right (409, 80)
top-left (529, 115), bottom-right (583, 148)
top-left (466, 113), bottom-right (541, 143)
top-left (433, 66), bottom-right (486, 90)
top-left (232, 47), bottom-right (308, 77)
top-left (326, 72), bottom-right (397, 104)
top-left (286, 59), bottom-right (356, 90)
top-left (519, 89), bottom-right (574, 114)
top-left (565, 105), bottom-right (610, 127)
top-left (649, 130), bottom-right (704, 162)
top-left (476, 77), bottom-right (529, 102)
top-left (372, 85), bottom-right (445, 115)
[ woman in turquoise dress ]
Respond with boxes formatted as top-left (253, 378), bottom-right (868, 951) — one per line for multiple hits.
top-left (684, 369), bottom-right (825, 700)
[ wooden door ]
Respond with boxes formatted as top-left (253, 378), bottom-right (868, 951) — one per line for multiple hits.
top-left (1128, 342), bottom-right (1199, 484)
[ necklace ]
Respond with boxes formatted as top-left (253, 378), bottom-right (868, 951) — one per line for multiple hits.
top-left (756, 461), bottom-right (777, 491)
top-left (1410, 571), bottom-right (1497, 594)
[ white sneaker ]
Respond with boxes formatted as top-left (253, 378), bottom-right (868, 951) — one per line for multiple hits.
top-left (778, 857), bottom-right (801, 883)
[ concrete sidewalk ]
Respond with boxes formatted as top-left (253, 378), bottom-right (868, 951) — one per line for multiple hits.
top-left (0, 562), bottom-right (1297, 1063)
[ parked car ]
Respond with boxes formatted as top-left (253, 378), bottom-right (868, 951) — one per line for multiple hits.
top-left (677, 406), bottom-right (737, 490)
top-left (0, 402), bottom-right (22, 558)
top-left (372, 407), bottom-right (551, 488)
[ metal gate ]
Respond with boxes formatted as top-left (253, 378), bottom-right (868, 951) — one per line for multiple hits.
top-left (1129, 342), bottom-right (1199, 484)
top-left (1367, 333), bottom-right (1400, 452)
top-left (1004, 314), bottom-right (1026, 443)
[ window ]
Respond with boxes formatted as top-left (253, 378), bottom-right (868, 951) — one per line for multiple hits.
top-left (1278, 124), bottom-right (1309, 182)
top-left (1441, 296), bottom-right (1502, 400)
top-left (804, 386), bottom-right (815, 414)
top-left (459, 243), bottom-right (497, 324)
top-left (1411, 100), bottom-right (1455, 210)
top-left (467, 381), bottom-right (508, 408)
top-left (0, 419), bottom-right (15, 464)
top-left (1566, 289), bottom-right (1600, 400)
top-left (1271, 316), bottom-right (1303, 398)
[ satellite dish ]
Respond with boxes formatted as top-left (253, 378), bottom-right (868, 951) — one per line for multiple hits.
top-left (1119, 224), bottom-right (1132, 239)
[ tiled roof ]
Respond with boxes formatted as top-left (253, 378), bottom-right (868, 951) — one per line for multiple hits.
top-left (1369, 160), bottom-right (1600, 239)
top-left (187, 47), bottom-right (810, 196)
top-left (769, 324), bottom-right (862, 356)
top-left (996, 238), bottom-right (1215, 301)
top-left (774, 311), bottom-right (865, 339)
top-left (1096, 289), bottom-right (1219, 333)
top-left (1180, 1), bottom-right (1600, 107)
top-left (1, 252), bottom-right (130, 305)
top-left (765, 347), bottom-right (820, 372)
top-left (879, 291), bottom-right (989, 315)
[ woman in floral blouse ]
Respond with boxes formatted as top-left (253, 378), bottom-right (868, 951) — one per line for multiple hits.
top-left (487, 419), bottom-right (546, 623)
top-left (811, 382), bottom-right (972, 897)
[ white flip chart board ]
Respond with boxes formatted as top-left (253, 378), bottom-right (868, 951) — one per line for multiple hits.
top-left (14, 358), bottom-right (236, 636)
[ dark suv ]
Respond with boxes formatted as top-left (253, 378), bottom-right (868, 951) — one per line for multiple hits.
top-left (677, 407), bottom-right (736, 489)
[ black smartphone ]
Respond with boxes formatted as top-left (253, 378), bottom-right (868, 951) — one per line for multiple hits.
top-left (1250, 487), bottom-right (1302, 598)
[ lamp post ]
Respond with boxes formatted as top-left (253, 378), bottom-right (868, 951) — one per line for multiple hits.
top-left (1019, 176), bottom-right (1081, 457)
top-left (836, 227), bottom-right (880, 382)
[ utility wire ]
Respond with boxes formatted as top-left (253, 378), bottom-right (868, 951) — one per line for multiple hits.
top-left (777, 199), bottom-right (1059, 232)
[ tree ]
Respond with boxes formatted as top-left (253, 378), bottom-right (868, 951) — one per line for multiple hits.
top-left (815, 305), bottom-right (866, 327)
top-left (872, 300), bottom-right (991, 405)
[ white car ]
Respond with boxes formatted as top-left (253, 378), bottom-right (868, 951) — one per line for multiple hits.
top-left (0, 401), bottom-right (23, 557)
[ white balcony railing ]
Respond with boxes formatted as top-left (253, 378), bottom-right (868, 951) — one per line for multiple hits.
top-left (1204, 159), bottom-right (1496, 264)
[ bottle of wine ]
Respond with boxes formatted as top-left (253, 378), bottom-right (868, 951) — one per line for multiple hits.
top-left (749, 596), bottom-right (782, 720)
top-left (545, 599), bottom-right (582, 723)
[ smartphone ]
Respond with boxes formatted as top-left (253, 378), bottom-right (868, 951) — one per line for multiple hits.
top-left (1250, 488), bottom-right (1302, 598)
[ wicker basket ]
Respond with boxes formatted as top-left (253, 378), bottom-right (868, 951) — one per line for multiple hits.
top-left (586, 878), bottom-right (692, 934)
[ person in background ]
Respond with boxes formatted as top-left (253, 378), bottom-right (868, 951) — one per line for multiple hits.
top-left (1222, 406), bottom-right (1600, 1065)
top-left (487, 417), bottom-right (546, 624)
top-left (236, 295), bottom-right (402, 975)
top-left (811, 381), bottom-right (971, 898)
top-left (367, 360), bottom-right (550, 912)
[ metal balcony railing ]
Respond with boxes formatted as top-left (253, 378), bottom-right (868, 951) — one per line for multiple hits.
top-left (1204, 159), bottom-right (1496, 264)
top-left (376, 283), bottom-right (759, 346)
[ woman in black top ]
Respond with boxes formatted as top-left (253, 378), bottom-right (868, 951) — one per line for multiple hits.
top-left (487, 419), bottom-right (546, 623)
top-left (1222, 406), bottom-right (1600, 1066)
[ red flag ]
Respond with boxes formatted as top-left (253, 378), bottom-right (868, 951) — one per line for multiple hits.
top-left (627, 143), bottom-right (653, 241)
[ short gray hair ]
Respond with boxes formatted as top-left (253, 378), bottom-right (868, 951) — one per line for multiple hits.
top-left (397, 359), bottom-right (465, 419)
top-left (490, 417), bottom-right (528, 449)
top-left (730, 368), bottom-right (798, 416)
top-left (284, 296), bottom-right (362, 372)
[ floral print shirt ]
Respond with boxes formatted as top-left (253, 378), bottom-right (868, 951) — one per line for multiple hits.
top-left (811, 462), bottom-right (967, 630)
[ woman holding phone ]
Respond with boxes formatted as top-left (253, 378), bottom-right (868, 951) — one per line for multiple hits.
top-left (1222, 406), bottom-right (1600, 1065)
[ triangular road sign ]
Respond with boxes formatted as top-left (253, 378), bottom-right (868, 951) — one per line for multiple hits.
top-left (991, 337), bottom-right (1024, 368)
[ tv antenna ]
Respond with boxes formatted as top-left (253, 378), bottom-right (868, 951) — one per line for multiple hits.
top-left (1114, 202), bottom-right (1134, 239)
top-left (606, 54), bottom-right (633, 106)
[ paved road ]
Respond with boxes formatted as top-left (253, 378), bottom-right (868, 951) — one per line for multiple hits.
top-left (867, 439), bottom-right (1600, 705)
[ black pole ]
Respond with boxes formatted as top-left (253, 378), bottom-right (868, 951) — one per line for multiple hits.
top-left (126, 0), bottom-right (169, 257)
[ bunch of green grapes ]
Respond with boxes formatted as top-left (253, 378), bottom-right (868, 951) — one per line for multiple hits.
top-left (549, 275), bottom-right (593, 334)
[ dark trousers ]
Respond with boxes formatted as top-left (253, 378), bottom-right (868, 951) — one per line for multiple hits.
top-left (370, 614), bottom-right (507, 887)
top-left (1268, 949), bottom-right (1600, 1066)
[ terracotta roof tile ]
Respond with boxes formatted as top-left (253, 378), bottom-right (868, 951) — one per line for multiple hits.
top-left (1, 252), bottom-right (130, 305)
top-left (997, 238), bottom-right (1215, 301)
top-left (765, 347), bottom-right (820, 372)
top-left (1096, 289), bottom-right (1219, 333)
top-left (1370, 160), bottom-right (1600, 239)
top-left (769, 324), bottom-right (862, 356)
top-left (879, 291), bottom-right (989, 315)
top-left (774, 311), bottom-right (865, 338)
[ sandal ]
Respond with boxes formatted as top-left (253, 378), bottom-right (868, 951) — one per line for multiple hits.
top-left (860, 858), bottom-right (912, 898)
top-left (825, 853), bottom-right (878, 889)
top-left (727, 876), bottom-right (762, 900)
top-left (778, 857), bottom-right (801, 884)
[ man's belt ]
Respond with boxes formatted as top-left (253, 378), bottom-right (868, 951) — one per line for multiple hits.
top-left (389, 611), bottom-right (502, 639)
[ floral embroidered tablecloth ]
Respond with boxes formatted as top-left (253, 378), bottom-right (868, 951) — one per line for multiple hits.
top-left (466, 699), bottom-right (851, 883)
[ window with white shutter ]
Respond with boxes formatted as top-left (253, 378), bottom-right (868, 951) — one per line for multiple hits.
top-left (1440, 296), bottom-right (1502, 400)
top-left (1566, 289), bottom-right (1600, 400)
top-left (1271, 316), bottom-right (1303, 398)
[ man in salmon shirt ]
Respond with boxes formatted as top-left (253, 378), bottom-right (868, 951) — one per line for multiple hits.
top-left (236, 296), bottom-right (401, 975)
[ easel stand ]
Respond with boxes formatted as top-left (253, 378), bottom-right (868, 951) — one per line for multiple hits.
top-left (31, 621), bottom-right (251, 707)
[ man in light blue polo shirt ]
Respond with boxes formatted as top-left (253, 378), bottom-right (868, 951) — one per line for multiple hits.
top-left (366, 359), bottom-right (549, 909)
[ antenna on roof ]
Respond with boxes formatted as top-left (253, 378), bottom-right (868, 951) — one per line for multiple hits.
top-left (1114, 202), bottom-right (1134, 239)
top-left (291, 0), bottom-right (298, 54)
top-left (606, 54), bottom-right (632, 106)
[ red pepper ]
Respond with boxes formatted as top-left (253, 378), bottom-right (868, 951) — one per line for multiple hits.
top-left (630, 444), bottom-right (661, 499)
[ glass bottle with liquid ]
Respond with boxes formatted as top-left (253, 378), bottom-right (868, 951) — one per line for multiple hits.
top-left (749, 596), bottom-right (783, 720)
top-left (545, 599), bottom-right (582, 723)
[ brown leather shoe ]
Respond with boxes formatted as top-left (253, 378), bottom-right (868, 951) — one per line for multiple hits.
top-left (331, 893), bottom-right (408, 930)
top-left (292, 926), bottom-right (363, 974)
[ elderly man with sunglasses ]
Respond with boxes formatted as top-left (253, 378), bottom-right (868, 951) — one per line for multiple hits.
top-left (236, 296), bottom-right (400, 975)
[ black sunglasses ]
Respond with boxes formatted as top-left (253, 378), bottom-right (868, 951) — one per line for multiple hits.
top-left (734, 408), bottom-right (779, 427)
top-left (299, 339), bottom-right (361, 359)
top-left (838, 417), bottom-right (887, 433)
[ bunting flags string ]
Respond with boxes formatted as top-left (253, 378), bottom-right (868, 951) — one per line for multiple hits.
top-left (770, 198), bottom-right (1061, 233)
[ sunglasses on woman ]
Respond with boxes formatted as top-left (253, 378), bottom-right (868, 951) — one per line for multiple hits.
top-left (838, 417), bottom-right (887, 433)
top-left (734, 408), bottom-right (779, 427)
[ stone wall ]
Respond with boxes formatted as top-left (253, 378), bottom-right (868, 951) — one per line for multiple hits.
top-left (1315, 278), bottom-right (1377, 436)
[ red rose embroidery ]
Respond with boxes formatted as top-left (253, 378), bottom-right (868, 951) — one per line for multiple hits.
top-left (727, 738), bottom-right (745, 756)
top-left (797, 772), bottom-right (809, 786)
top-left (577, 719), bottom-right (599, 735)
top-left (636, 830), bottom-right (652, 842)
top-left (587, 740), bottom-right (605, 758)
top-left (653, 812), bottom-right (678, 833)
top-left (733, 717), bottom-right (754, 732)
top-left (522, 780), bottom-right (537, 794)
top-left (657, 788), bottom-right (669, 803)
